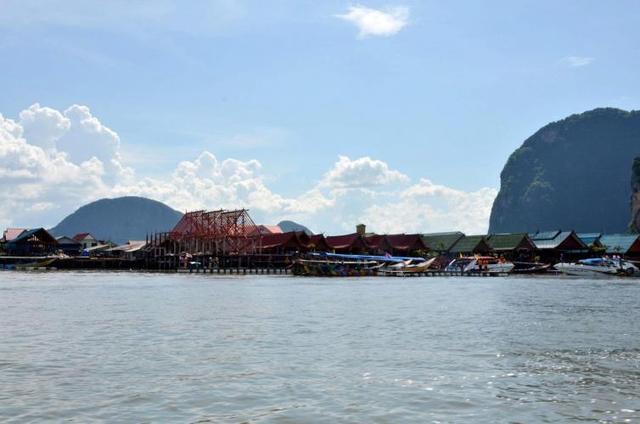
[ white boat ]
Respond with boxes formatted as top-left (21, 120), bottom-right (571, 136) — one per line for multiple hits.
top-left (445, 256), bottom-right (515, 274)
top-left (554, 258), bottom-right (639, 277)
top-left (382, 257), bottom-right (436, 274)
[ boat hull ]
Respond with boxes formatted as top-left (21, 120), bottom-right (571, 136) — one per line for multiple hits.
top-left (554, 263), bottom-right (619, 277)
top-left (292, 260), bottom-right (380, 277)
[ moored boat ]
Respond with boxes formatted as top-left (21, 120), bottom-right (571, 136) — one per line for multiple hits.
top-left (292, 253), bottom-right (429, 277)
top-left (512, 261), bottom-right (552, 274)
top-left (379, 257), bottom-right (436, 275)
top-left (554, 257), bottom-right (639, 277)
top-left (445, 256), bottom-right (514, 274)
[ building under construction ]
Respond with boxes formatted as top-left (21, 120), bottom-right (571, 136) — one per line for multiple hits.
top-left (146, 208), bottom-right (290, 270)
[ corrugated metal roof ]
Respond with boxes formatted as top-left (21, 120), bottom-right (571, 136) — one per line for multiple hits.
top-left (3, 228), bottom-right (26, 242)
top-left (9, 228), bottom-right (57, 245)
top-left (259, 232), bottom-right (310, 249)
top-left (108, 241), bottom-right (147, 253)
top-left (486, 233), bottom-right (532, 251)
top-left (249, 225), bottom-right (283, 236)
top-left (85, 244), bottom-right (111, 252)
top-left (73, 233), bottom-right (94, 242)
top-left (449, 235), bottom-right (489, 254)
top-left (365, 234), bottom-right (386, 249)
top-left (325, 233), bottom-right (367, 250)
top-left (385, 234), bottom-right (426, 251)
top-left (421, 232), bottom-right (464, 252)
top-left (530, 230), bottom-right (561, 241)
top-left (532, 231), bottom-right (582, 250)
top-left (599, 234), bottom-right (640, 254)
top-left (577, 233), bottom-right (602, 246)
top-left (56, 236), bottom-right (80, 245)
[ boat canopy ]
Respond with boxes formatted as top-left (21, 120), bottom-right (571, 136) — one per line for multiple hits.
top-left (579, 258), bottom-right (615, 266)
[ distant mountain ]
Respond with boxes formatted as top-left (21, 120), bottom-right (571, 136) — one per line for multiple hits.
top-left (50, 196), bottom-right (183, 244)
top-left (489, 108), bottom-right (640, 234)
top-left (277, 220), bottom-right (313, 235)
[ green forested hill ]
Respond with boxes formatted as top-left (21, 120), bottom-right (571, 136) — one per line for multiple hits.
top-left (50, 197), bottom-right (183, 243)
top-left (489, 108), bottom-right (640, 233)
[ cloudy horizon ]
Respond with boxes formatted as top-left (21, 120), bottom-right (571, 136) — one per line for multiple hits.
top-left (0, 103), bottom-right (496, 234)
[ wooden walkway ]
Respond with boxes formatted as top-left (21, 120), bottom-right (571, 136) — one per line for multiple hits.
top-left (177, 267), bottom-right (291, 275)
top-left (177, 268), bottom-right (508, 277)
top-left (378, 270), bottom-right (509, 277)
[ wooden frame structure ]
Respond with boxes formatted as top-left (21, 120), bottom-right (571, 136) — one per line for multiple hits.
top-left (145, 208), bottom-right (262, 269)
top-left (168, 208), bottom-right (260, 256)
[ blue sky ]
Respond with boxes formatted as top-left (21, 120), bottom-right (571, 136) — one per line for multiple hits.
top-left (1, 0), bottom-right (639, 234)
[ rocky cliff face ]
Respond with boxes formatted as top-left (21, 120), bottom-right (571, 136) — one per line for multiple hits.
top-left (489, 108), bottom-right (640, 234)
top-left (630, 158), bottom-right (640, 233)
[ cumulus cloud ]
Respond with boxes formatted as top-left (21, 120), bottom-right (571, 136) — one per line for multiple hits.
top-left (336, 5), bottom-right (409, 38)
top-left (115, 151), bottom-right (289, 214)
top-left (0, 111), bottom-right (112, 229)
top-left (319, 155), bottom-right (408, 190)
top-left (0, 104), bottom-right (497, 235)
top-left (361, 179), bottom-right (498, 234)
top-left (19, 104), bottom-right (70, 150)
top-left (561, 56), bottom-right (594, 68)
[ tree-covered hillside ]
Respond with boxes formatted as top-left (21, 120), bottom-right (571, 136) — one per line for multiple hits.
top-left (489, 108), bottom-right (640, 233)
top-left (50, 197), bottom-right (183, 244)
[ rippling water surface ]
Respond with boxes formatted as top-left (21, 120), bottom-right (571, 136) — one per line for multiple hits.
top-left (1, 272), bottom-right (640, 423)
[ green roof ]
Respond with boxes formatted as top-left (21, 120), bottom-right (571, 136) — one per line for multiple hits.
top-left (531, 231), bottom-right (586, 250)
top-left (420, 232), bottom-right (464, 252)
top-left (449, 235), bottom-right (489, 254)
top-left (486, 233), bottom-right (532, 251)
top-left (599, 234), bottom-right (640, 254)
top-left (530, 230), bottom-right (561, 241)
top-left (577, 233), bottom-right (602, 246)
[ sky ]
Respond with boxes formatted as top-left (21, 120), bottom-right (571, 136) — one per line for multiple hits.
top-left (1, 0), bottom-right (639, 235)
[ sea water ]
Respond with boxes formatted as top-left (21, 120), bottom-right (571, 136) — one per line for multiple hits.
top-left (1, 272), bottom-right (639, 423)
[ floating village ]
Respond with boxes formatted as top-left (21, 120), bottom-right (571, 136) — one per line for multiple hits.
top-left (1, 207), bottom-right (640, 278)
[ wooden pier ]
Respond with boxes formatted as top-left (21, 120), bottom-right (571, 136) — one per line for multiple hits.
top-left (1, 255), bottom-right (509, 277)
top-left (176, 267), bottom-right (291, 275)
top-left (378, 270), bottom-right (509, 277)
top-left (170, 268), bottom-right (510, 277)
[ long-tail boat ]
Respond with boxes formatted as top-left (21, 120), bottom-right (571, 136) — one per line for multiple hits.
top-left (292, 252), bottom-right (431, 277)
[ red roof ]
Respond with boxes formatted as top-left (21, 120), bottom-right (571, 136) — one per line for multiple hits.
top-left (260, 232), bottom-right (310, 250)
top-left (365, 234), bottom-right (386, 249)
top-left (325, 233), bottom-right (368, 250)
top-left (248, 225), bottom-right (284, 236)
top-left (260, 225), bottom-right (283, 234)
top-left (2, 228), bottom-right (26, 242)
top-left (72, 233), bottom-right (92, 242)
top-left (385, 234), bottom-right (427, 251)
top-left (308, 234), bottom-right (329, 251)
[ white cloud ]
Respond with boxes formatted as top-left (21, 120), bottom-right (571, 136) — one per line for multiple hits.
top-left (16, 103), bottom-right (132, 184)
top-left (561, 56), bottom-right (594, 68)
top-left (0, 104), bottom-right (497, 235)
top-left (19, 104), bottom-right (70, 151)
top-left (360, 179), bottom-right (498, 234)
top-left (319, 155), bottom-right (408, 190)
top-left (336, 5), bottom-right (409, 38)
top-left (0, 111), bottom-right (112, 229)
